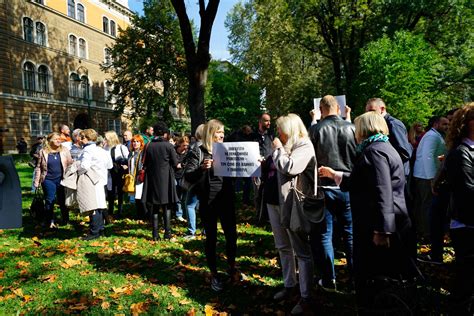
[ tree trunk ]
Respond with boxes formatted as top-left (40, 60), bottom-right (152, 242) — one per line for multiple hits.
top-left (188, 64), bottom-right (207, 132)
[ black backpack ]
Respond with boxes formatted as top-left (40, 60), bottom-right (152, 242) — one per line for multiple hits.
top-left (111, 146), bottom-right (128, 175)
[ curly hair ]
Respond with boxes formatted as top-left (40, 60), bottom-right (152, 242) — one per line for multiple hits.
top-left (445, 103), bottom-right (474, 150)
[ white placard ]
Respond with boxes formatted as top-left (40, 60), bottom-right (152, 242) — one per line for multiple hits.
top-left (313, 98), bottom-right (322, 120)
top-left (313, 95), bottom-right (347, 118)
top-left (212, 142), bottom-right (261, 177)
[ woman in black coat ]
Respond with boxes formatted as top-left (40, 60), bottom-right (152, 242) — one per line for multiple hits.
top-left (319, 112), bottom-right (419, 311)
top-left (142, 121), bottom-right (179, 240)
top-left (184, 119), bottom-right (242, 292)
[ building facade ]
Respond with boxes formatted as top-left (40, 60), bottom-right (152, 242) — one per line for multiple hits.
top-left (0, 0), bottom-right (133, 153)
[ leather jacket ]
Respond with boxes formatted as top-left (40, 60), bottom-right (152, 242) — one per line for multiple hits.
top-left (309, 115), bottom-right (357, 186)
top-left (445, 142), bottom-right (474, 225)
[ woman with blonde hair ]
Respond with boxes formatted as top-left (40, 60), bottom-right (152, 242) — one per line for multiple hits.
top-left (319, 111), bottom-right (418, 312)
top-left (184, 119), bottom-right (243, 292)
top-left (271, 113), bottom-right (316, 314)
top-left (104, 130), bottom-right (129, 219)
top-left (34, 132), bottom-right (73, 228)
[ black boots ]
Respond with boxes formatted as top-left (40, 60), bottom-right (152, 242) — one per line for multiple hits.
top-left (152, 213), bottom-right (160, 241)
top-left (151, 208), bottom-right (172, 241)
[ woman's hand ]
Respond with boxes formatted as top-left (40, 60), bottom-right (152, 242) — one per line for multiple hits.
top-left (201, 158), bottom-right (213, 170)
top-left (373, 232), bottom-right (390, 248)
top-left (318, 166), bottom-right (336, 179)
top-left (272, 137), bottom-right (283, 150)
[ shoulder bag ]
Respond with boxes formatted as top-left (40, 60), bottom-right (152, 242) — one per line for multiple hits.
top-left (289, 157), bottom-right (325, 234)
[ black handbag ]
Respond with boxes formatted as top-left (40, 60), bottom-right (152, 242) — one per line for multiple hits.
top-left (30, 188), bottom-right (44, 221)
top-left (289, 157), bottom-right (325, 234)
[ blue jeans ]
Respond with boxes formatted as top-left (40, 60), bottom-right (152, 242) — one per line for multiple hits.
top-left (42, 178), bottom-right (65, 223)
top-left (311, 188), bottom-right (353, 283)
top-left (185, 190), bottom-right (198, 235)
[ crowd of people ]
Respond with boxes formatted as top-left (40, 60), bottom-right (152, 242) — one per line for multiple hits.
top-left (27, 99), bottom-right (473, 314)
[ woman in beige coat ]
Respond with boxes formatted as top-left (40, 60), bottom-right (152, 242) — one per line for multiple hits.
top-left (34, 132), bottom-right (72, 228)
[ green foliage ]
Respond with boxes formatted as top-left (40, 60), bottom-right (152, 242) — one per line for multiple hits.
top-left (226, 0), bottom-right (326, 118)
top-left (205, 61), bottom-right (262, 131)
top-left (358, 31), bottom-right (443, 125)
top-left (104, 0), bottom-right (187, 126)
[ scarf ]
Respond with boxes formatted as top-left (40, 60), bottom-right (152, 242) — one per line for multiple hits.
top-left (357, 133), bottom-right (389, 154)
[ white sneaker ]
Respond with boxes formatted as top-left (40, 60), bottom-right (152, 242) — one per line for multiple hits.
top-left (177, 216), bottom-right (187, 223)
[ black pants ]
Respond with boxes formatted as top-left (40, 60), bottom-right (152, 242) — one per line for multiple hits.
top-left (107, 173), bottom-right (124, 215)
top-left (200, 195), bottom-right (237, 274)
top-left (450, 227), bottom-right (474, 307)
top-left (89, 209), bottom-right (104, 236)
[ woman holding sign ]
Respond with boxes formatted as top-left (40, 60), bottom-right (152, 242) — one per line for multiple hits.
top-left (184, 119), bottom-right (243, 292)
top-left (272, 113), bottom-right (316, 315)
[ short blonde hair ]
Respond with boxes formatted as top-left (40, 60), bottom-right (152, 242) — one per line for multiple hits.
top-left (201, 119), bottom-right (224, 152)
top-left (104, 130), bottom-right (121, 147)
top-left (275, 113), bottom-right (308, 151)
top-left (320, 95), bottom-right (339, 111)
top-left (80, 129), bottom-right (98, 142)
top-left (354, 111), bottom-right (389, 142)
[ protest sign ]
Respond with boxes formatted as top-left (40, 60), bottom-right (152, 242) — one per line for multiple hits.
top-left (313, 98), bottom-right (322, 120)
top-left (212, 142), bottom-right (261, 177)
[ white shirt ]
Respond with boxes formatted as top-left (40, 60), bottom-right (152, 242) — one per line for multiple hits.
top-left (413, 128), bottom-right (446, 180)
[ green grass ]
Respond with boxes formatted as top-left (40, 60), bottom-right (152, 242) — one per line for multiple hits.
top-left (0, 163), bottom-right (457, 314)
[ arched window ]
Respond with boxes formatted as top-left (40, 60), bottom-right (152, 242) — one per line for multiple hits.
top-left (110, 20), bottom-right (116, 37)
top-left (77, 3), bottom-right (85, 22)
top-left (81, 75), bottom-right (89, 100)
top-left (23, 17), bottom-right (34, 42)
top-left (36, 22), bottom-right (46, 46)
top-left (37, 65), bottom-right (50, 93)
top-left (102, 16), bottom-right (109, 33)
top-left (69, 34), bottom-right (77, 55)
top-left (23, 62), bottom-right (36, 91)
top-left (69, 73), bottom-right (80, 97)
top-left (104, 48), bottom-right (112, 65)
top-left (68, 0), bottom-right (75, 18)
top-left (78, 38), bottom-right (86, 58)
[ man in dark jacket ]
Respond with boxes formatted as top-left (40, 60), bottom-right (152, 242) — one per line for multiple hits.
top-left (365, 98), bottom-right (413, 177)
top-left (309, 95), bottom-right (357, 292)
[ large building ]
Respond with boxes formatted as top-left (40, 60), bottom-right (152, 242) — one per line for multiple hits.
top-left (0, 0), bottom-right (134, 154)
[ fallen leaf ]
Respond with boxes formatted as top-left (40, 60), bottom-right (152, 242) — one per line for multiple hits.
top-left (44, 252), bottom-right (55, 257)
top-left (39, 274), bottom-right (57, 283)
top-left (205, 304), bottom-right (217, 316)
top-left (169, 285), bottom-right (181, 298)
top-left (60, 258), bottom-right (82, 269)
top-left (92, 288), bottom-right (98, 297)
top-left (186, 307), bottom-right (196, 316)
top-left (166, 304), bottom-right (174, 311)
top-left (179, 299), bottom-right (191, 305)
top-left (12, 288), bottom-right (24, 297)
top-left (32, 236), bottom-right (42, 246)
top-left (16, 261), bottom-right (30, 269)
top-left (68, 303), bottom-right (88, 311)
top-left (0, 271), bottom-right (3, 279)
top-left (101, 301), bottom-right (110, 309)
top-left (130, 302), bottom-right (148, 314)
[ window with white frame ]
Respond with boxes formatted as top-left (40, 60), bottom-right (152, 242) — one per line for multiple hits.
top-left (23, 61), bottom-right (36, 91)
top-left (110, 20), bottom-right (116, 37)
top-left (69, 34), bottom-right (77, 55)
top-left (23, 17), bottom-right (48, 46)
top-left (69, 73), bottom-right (80, 97)
top-left (77, 3), bottom-right (85, 23)
top-left (80, 75), bottom-right (89, 100)
top-left (78, 38), bottom-right (87, 58)
top-left (102, 16), bottom-right (109, 33)
top-left (68, 0), bottom-right (75, 18)
top-left (30, 112), bottom-right (52, 136)
top-left (108, 119), bottom-right (121, 135)
top-left (37, 65), bottom-right (50, 93)
top-left (23, 17), bottom-right (34, 43)
top-left (35, 22), bottom-right (46, 46)
top-left (104, 47), bottom-right (112, 65)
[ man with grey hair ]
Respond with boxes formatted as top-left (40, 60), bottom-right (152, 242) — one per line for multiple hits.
top-left (70, 128), bottom-right (83, 161)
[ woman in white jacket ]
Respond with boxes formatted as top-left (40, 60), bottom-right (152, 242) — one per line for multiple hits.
top-left (78, 129), bottom-right (113, 240)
